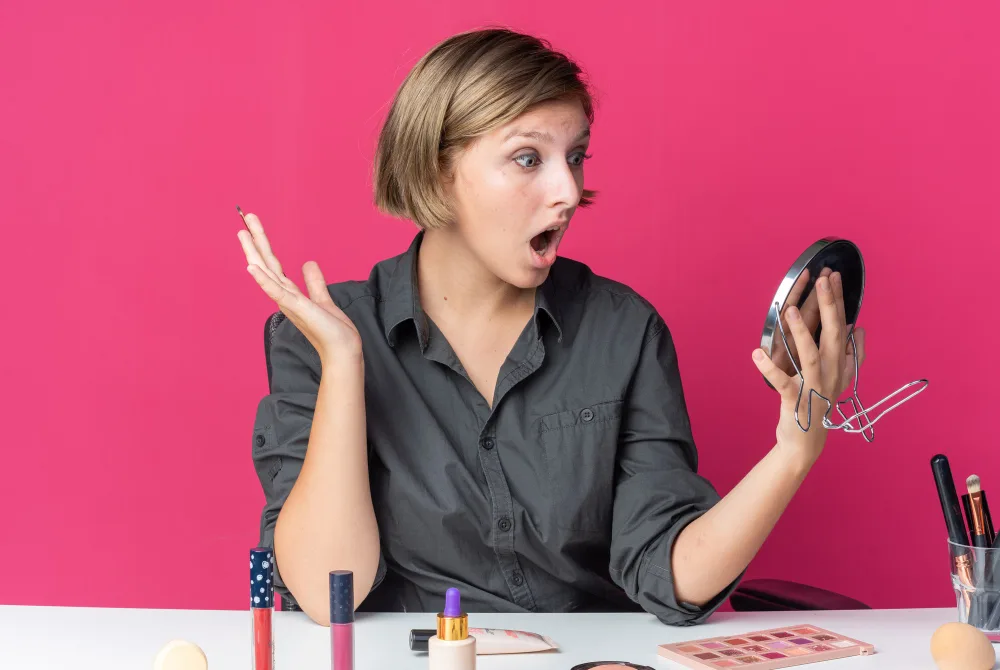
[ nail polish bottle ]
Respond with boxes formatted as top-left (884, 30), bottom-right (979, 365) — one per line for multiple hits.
top-left (427, 588), bottom-right (476, 670)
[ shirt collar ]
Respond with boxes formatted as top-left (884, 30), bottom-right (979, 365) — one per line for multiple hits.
top-left (380, 231), bottom-right (565, 348)
top-left (534, 271), bottom-right (563, 343)
top-left (381, 231), bottom-right (430, 350)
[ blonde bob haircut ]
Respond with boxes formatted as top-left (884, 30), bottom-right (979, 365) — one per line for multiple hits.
top-left (373, 27), bottom-right (597, 230)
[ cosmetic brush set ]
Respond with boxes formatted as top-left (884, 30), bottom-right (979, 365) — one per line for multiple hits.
top-left (931, 453), bottom-right (1000, 634)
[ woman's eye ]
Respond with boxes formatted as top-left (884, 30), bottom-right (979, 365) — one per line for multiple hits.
top-left (514, 151), bottom-right (592, 169)
top-left (514, 153), bottom-right (540, 168)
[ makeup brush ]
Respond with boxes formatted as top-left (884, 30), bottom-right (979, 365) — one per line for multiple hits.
top-left (932, 455), bottom-right (976, 624)
top-left (966, 476), bottom-right (992, 550)
top-left (236, 205), bottom-right (251, 229)
top-left (967, 475), bottom-right (995, 545)
top-left (965, 474), bottom-right (1000, 632)
top-left (963, 474), bottom-right (1000, 631)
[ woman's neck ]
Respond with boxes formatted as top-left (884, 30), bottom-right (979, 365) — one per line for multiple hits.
top-left (416, 228), bottom-right (535, 327)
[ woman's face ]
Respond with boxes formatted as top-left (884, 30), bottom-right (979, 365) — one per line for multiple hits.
top-left (443, 97), bottom-right (591, 289)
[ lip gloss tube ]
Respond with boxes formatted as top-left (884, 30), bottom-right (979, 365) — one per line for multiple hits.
top-left (330, 570), bottom-right (354, 670)
top-left (250, 547), bottom-right (274, 670)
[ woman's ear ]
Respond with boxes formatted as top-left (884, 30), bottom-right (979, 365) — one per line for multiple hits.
top-left (439, 146), bottom-right (459, 186)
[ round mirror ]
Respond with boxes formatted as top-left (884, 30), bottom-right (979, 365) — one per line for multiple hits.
top-left (760, 237), bottom-right (928, 441)
top-left (760, 237), bottom-right (864, 381)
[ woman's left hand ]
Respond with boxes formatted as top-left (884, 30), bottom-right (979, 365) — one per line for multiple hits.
top-left (752, 271), bottom-right (867, 464)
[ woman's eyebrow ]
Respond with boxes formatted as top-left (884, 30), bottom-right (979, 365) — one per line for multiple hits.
top-left (502, 127), bottom-right (591, 143)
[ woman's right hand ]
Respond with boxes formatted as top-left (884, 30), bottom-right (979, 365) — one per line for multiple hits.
top-left (238, 211), bottom-right (362, 363)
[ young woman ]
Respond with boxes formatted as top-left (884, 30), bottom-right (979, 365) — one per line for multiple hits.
top-left (238, 27), bottom-right (865, 627)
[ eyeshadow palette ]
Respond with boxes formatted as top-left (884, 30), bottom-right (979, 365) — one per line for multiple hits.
top-left (657, 624), bottom-right (874, 669)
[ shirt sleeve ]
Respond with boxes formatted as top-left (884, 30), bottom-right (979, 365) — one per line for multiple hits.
top-left (608, 313), bottom-right (743, 625)
top-left (251, 316), bottom-right (386, 607)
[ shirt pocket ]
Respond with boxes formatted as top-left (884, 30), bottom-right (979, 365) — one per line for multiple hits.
top-left (537, 399), bottom-right (623, 532)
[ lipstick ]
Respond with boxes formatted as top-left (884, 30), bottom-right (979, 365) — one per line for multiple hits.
top-left (250, 547), bottom-right (274, 670)
top-left (330, 570), bottom-right (354, 670)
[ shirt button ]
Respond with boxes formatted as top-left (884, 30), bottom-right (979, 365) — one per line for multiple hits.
top-left (481, 437), bottom-right (495, 450)
top-left (255, 434), bottom-right (266, 447)
top-left (580, 408), bottom-right (595, 422)
top-left (497, 517), bottom-right (512, 532)
top-left (511, 571), bottom-right (524, 586)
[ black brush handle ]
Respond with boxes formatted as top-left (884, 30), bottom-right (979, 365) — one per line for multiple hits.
top-left (931, 455), bottom-right (971, 552)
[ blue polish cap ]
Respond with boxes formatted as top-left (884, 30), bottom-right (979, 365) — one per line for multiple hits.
top-left (330, 570), bottom-right (354, 624)
top-left (250, 547), bottom-right (273, 609)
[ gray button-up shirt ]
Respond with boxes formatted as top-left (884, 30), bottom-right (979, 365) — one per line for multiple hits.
top-left (252, 232), bottom-right (740, 625)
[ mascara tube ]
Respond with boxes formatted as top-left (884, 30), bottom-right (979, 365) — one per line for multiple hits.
top-left (251, 547), bottom-right (275, 670)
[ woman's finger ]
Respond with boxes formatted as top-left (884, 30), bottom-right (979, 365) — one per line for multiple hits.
top-left (797, 267), bottom-right (831, 335)
top-left (831, 271), bottom-right (847, 333)
top-left (785, 305), bottom-right (821, 380)
top-left (753, 348), bottom-right (797, 397)
top-left (242, 212), bottom-right (285, 278)
top-left (786, 268), bottom-right (810, 309)
top-left (778, 269), bottom-right (810, 368)
top-left (248, 262), bottom-right (320, 323)
top-left (303, 261), bottom-right (357, 329)
top-left (248, 271), bottom-right (314, 347)
top-left (238, 230), bottom-right (282, 286)
top-left (303, 261), bottom-right (334, 306)
top-left (816, 275), bottom-right (844, 382)
top-left (776, 268), bottom-right (827, 377)
top-left (239, 230), bottom-right (303, 298)
top-left (247, 263), bottom-right (294, 306)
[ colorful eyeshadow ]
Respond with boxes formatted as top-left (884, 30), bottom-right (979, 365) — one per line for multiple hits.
top-left (659, 624), bottom-right (871, 669)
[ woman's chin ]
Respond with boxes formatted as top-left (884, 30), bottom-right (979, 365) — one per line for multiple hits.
top-left (505, 264), bottom-right (553, 289)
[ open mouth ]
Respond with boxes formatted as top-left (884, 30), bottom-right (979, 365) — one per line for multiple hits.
top-left (530, 224), bottom-right (565, 257)
top-left (530, 228), bottom-right (556, 256)
top-left (528, 223), bottom-right (566, 269)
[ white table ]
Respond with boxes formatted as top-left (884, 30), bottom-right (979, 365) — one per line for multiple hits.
top-left (0, 605), bottom-right (977, 669)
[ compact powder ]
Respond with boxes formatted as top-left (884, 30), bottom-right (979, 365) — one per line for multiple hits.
top-left (570, 664), bottom-right (655, 670)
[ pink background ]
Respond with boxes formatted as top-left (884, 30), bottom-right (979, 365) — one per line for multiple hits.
top-left (2, 1), bottom-right (997, 612)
